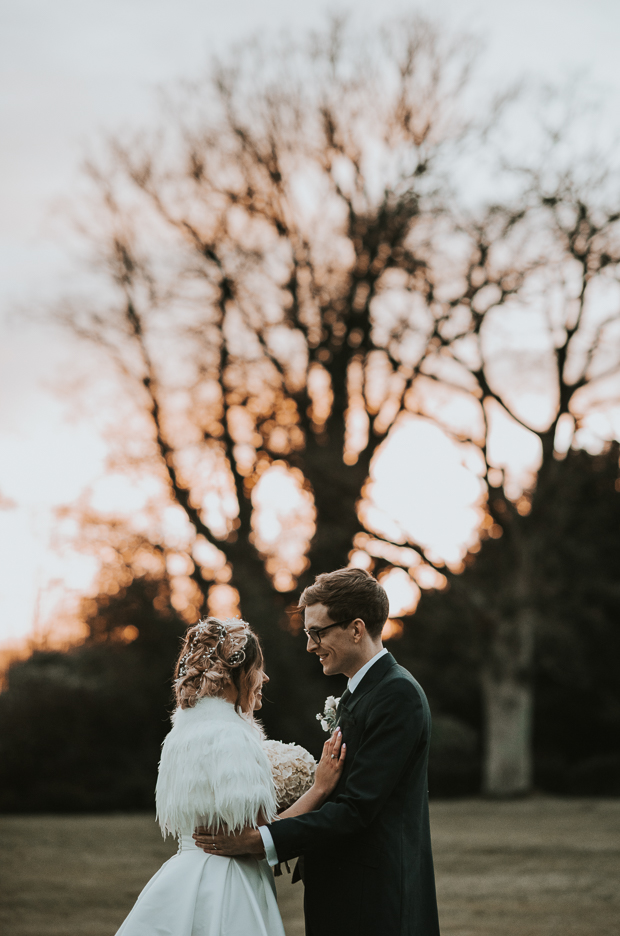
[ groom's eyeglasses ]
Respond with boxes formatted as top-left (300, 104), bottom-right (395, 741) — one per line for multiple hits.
top-left (303, 619), bottom-right (353, 646)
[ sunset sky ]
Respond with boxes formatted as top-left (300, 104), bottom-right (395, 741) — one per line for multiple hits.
top-left (2, 0), bottom-right (620, 649)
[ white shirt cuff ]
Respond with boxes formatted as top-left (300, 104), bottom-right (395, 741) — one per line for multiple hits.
top-left (259, 826), bottom-right (279, 867)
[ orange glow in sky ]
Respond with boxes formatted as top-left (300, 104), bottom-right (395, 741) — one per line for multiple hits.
top-left (3, 0), bottom-right (620, 654)
top-left (0, 355), bottom-right (541, 653)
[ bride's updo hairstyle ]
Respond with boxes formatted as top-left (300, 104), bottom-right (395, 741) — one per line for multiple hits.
top-left (174, 617), bottom-right (263, 712)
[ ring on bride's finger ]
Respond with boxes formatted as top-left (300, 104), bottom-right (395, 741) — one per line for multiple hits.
top-left (331, 754), bottom-right (336, 759)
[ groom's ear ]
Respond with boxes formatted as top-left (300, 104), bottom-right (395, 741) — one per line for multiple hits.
top-left (350, 618), bottom-right (366, 642)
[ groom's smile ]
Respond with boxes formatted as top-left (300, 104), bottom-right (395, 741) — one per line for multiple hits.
top-left (304, 603), bottom-right (366, 678)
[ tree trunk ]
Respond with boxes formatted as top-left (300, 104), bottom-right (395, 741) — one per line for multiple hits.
top-left (299, 416), bottom-right (377, 577)
top-left (482, 667), bottom-right (532, 795)
top-left (481, 602), bottom-right (535, 796)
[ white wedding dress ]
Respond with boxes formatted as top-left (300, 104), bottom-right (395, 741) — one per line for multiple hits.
top-left (115, 697), bottom-right (286, 936)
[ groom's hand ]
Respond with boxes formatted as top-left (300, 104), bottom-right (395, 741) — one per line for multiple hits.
top-left (193, 826), bottom-right (265, 857)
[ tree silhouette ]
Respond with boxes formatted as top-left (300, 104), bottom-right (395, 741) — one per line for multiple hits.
top-left (406, 160), bottom-right (620, 792)
top-left (53, 18), bottom-right (620, 795)
top-left (58, 17), bottom-right (504, 624)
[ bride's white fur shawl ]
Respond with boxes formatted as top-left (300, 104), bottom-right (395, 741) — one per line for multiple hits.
top-left (155, 696), bottom-right (277, 838)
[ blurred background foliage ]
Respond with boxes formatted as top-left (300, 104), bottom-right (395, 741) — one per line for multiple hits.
top-left (2, 15), bottom-right (620, 809)
top-left (1, 440), bottom-right (619, 809)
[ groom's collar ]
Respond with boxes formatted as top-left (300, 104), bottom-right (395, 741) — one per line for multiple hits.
top-left (342, 651), bottom-right (396, 713)
top-left (347, 647), bottom-right (388, 693)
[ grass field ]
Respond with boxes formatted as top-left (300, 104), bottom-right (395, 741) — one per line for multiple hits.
top-left (1, 798), bottom-right (619, 936)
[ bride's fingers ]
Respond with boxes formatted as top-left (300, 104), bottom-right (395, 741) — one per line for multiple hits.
top-left (323, 728), bottom-right (343, 767)
top-left (331, 729), bottom-right (343, 756)
top-left (325, 729), bottom-right (338, 755)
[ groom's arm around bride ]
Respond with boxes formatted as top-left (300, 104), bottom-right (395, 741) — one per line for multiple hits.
top-left (198, 568), bottom-right (441, 936)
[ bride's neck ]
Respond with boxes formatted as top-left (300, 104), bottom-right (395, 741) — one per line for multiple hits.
top-left (219, 682), bottom-right (238, 704)
top-left (219, 682), bottom-right (250, 712)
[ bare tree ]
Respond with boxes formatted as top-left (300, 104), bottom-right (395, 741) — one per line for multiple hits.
top-left (58, 18), bottom-right (503, 617)
top-left (54, 17), bottom-right (620, 795)
top-left (394, 137), bottom-right (620, 793)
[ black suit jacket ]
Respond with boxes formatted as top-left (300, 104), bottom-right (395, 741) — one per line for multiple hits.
top-left (268, 653), bottom-right (440, 936)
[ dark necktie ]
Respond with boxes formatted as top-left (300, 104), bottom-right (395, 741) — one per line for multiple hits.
top-left (336, 688), bottom-right (352, 720)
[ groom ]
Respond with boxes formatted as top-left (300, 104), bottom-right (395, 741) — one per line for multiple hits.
top-left (196, 568), bottom-right (441, 936)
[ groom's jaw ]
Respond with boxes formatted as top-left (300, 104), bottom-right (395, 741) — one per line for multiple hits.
top-left (317, 649), bottom-right (343, 675)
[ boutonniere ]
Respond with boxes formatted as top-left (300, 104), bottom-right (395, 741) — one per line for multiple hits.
top-left (316, 695), bottom-right (340, 733)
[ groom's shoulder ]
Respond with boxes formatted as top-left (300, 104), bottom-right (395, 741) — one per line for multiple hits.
top-left (376, 659), bottom-right (429, 709)
top-left (368, 660), bottom-right (429, 713)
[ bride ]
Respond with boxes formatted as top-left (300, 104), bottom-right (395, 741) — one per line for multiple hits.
top-left (115, 615), bottom-right (346, 936)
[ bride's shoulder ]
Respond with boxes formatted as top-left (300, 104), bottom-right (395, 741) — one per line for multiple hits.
top-left (165, 697), bottom-right (262, 749)
top-left (171, 696), bottom-right (245, 726)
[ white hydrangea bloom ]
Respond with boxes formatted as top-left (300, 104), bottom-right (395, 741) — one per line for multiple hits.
top-left (263, 740), bottom-right (317, 811)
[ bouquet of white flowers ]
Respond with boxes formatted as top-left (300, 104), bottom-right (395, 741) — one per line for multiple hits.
top-left (263, 739), bottom-right (317, 811)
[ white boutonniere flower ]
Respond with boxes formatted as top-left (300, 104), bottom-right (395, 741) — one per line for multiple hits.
top-left (316, 695), bottom-right (340, 733)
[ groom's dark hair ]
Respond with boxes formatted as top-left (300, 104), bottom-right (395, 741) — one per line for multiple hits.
top-left (298, 568), bottom-right (389, 639)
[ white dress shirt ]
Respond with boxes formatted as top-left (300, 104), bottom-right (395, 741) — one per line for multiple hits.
top-left (259, 647), bottom-right (388, 866)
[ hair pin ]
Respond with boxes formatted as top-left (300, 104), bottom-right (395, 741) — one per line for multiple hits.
top-left (177, 617), bottom-right (249, 677)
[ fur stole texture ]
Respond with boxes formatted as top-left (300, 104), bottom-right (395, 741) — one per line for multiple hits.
top-left (155, 696), bottom-right (277, 838)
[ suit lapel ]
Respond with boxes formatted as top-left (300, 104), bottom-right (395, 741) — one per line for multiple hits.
top-left (340, 652), bottom-right (396, 715)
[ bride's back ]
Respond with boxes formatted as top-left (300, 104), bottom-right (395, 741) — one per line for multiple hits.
top-left (155, 616), bottom-right (277, 840)
top-left (156, 694), bottom-right (277, 838)
top-left (115, 616), bottom-right (286, 936)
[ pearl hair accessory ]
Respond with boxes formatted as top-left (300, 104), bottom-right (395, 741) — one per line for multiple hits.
top-left (177, 618), bottom-right (248, 678)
